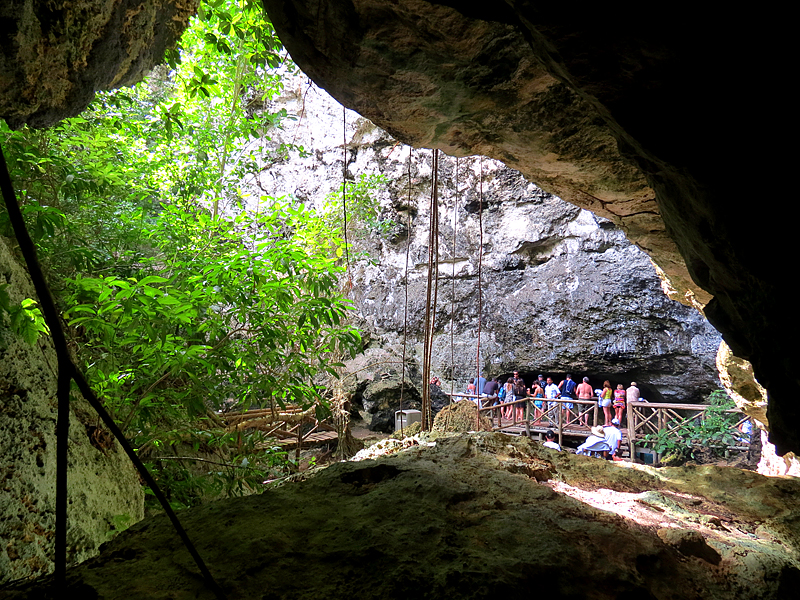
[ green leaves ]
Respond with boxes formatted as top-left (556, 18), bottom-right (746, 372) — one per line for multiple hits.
top-left (642, 391), bottom-right (741, 461)
top-left (0, 287), bottom-right (50, 345)
top-left (1, 0), bottom-right (361, 508)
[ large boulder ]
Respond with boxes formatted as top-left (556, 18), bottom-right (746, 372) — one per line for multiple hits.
top-left (0, 238), bottom-right (144, 584)
top-left (2, 433), bottom-right (798, 598)
top-left (261, 0), bottom-right (798, 454)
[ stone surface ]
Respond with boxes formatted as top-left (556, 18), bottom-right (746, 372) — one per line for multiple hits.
top-left (248, 75), bottom-right (722, 433)
top-left (0, 0), bottom-right (198, 128)
top-left (261, 0), bottom-right (799, 454)
top-left (3, 432), bottom-right (798, 599)
top-left (0, 238), bottom-right (144, 585)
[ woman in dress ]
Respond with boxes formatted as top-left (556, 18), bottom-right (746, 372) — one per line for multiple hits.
top-left (502, 377), bottom-right (515, 421)
top-left (613, 383), bottom-right (626, 424)
top-left (600, 380), bottom-right (614, 426)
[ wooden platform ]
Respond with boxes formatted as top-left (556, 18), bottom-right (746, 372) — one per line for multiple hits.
top-left (274, 430), bottom-right (338, 450)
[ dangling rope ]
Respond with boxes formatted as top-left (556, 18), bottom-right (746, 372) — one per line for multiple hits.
top-left (342, 107), bottom-right (352, 290)
top-left (421, 149), bottom-right (440, 430)
top-left (398, 149), bottom-right (413, 437)
top-left (0, 144), bottom-right (228, 599)
top-left (444, 156), bottom-right (459, 431)
top-left (475, 156), bottom-right (484, 430)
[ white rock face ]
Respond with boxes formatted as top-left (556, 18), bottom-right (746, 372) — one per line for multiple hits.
top-left (0, 238), bottom-right (144, 584)
top-left (243, 73), bottom-right (721, 430)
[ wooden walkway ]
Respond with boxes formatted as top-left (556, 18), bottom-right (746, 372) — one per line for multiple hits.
top-left (222, 406), bottom-right (338, 459)
top-left (448, 395), bottom-right (752, 461)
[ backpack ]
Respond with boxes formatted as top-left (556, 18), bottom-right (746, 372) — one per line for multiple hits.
top-left (498, 386), bottom-right (507, 400)
top-left (563, 379), bottom-right (577, 397)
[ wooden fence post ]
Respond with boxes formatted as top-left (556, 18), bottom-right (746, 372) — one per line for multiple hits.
top-left (627, 402), bottom-right (636, 461)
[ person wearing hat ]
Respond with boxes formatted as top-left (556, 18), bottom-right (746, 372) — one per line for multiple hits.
top-left (542, 429), bottom-right (561, 451)
top-left (604, 419), bottom-right (623, 460)
top-left (576, 425), bottom-right (611, 456)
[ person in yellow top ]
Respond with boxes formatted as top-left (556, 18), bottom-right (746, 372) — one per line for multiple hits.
top-left (600, 380), bottom-right (613, 426)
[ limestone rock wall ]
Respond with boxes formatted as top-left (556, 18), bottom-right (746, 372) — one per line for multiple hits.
top-left (245, 75), bottom-right (721, 430)
top-left (0, 237), bottom-right (144, 585)
top-left (0, 0), bottom-right (198, 129)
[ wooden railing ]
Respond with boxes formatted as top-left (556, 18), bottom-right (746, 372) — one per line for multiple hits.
top-left (448, 394), bottom-right (754, 459)
top-left (222, 405), bottom-right (337, 460)
top-left (626, 400), bottom-right (752, 461)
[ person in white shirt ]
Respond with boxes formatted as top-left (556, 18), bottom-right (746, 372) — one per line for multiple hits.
top-left (604, 419), bottom-right (623, 459)
top-left (542, 429), bottom-right (561, 451)
top-left (544, 377), bottom-right (561, 425)
top-left (626, 382), bottom-right (641, 403)
top-left (577, 425), bottom-right (610, 455)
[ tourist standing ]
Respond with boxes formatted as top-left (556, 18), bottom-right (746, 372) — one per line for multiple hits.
top-left (558, 374), bottom-right (577, 424)
top-left (502, 378), bottom-right (516, 421)
top-left (600, 380), bottom-right (613, 426)
top-left (545, 377), bottom-right (560, 424)
top-left (514, 378), bottom-right (528, 421)
top-left (613, 384), bottom-right (626, 424)
top-left (576, 376), bottom-right (594, 427)
top-left (626, 382), bottom-right (640, 403)
top-left (483, 377), bottom-right (500, 412)
top-left (531, 381), bottom-right (545, 424)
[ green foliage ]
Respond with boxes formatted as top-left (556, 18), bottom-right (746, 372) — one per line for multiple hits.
top-left (642, 390), bottom-right (741, 461)
top-left (0, 0), bottom-right (361, 507)
top-left (324, 174), bottom-right (394, 241)
top-left (65, 201), bottom-right (359, 428)
top-left (0, 285), bottom-right (50, 345)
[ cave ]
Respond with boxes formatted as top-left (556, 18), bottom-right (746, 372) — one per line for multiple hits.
top-left (1, 0), bottom-right (792, 451)
top-left (1, 1), bottom-right (799, 598)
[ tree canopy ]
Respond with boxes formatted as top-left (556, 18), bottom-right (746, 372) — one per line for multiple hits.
top-left (0, 0), bottom-right (362, 508)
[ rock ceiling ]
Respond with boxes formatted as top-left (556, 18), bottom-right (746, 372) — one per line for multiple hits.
top-left (0, 1), bottom-right (797, 454)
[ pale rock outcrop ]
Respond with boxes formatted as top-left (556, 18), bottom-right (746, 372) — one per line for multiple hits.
top-left (2, 432), bottom-right (797, 598)
top-left (717, 342), bottom-right (800, 477)
top-left (0, 238), bottom-right (144, 584)
top-left (246, 76), bottom-right (721, 431)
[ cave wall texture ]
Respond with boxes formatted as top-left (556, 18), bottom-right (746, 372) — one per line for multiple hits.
top-left (258, 0), bottom-right (798, 453)
top-left (0, 0), bottom-right (198, 128)
top-left (0, 2), bottom-right (796, 454)
top-left (0, 238), bottom-right (144, 585)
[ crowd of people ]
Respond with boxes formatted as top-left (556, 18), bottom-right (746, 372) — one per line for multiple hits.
top-left (464, 371), bottom-right (642, 429)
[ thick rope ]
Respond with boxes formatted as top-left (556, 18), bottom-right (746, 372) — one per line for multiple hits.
top-left (420, 149), bottom-right (440, 430)
top-left (342, 107), bottom-right (352, 290)
top-left (0, 143), bottom-right (228, 600)
top-left (444, 156), bottom-right (459, 431)
top-left (398, 150), bottom-right (412, 437)
top-left (476, 156), bottom-right (484, 430)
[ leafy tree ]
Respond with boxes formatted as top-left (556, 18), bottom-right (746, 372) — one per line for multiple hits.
top-left (642, 390), bottom-right (742, 462)
top-left (0, 0), bottom-right (361, 507)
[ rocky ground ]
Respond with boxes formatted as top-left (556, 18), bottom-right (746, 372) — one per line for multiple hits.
top-left (3, 432), bottom-right (797, 599)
